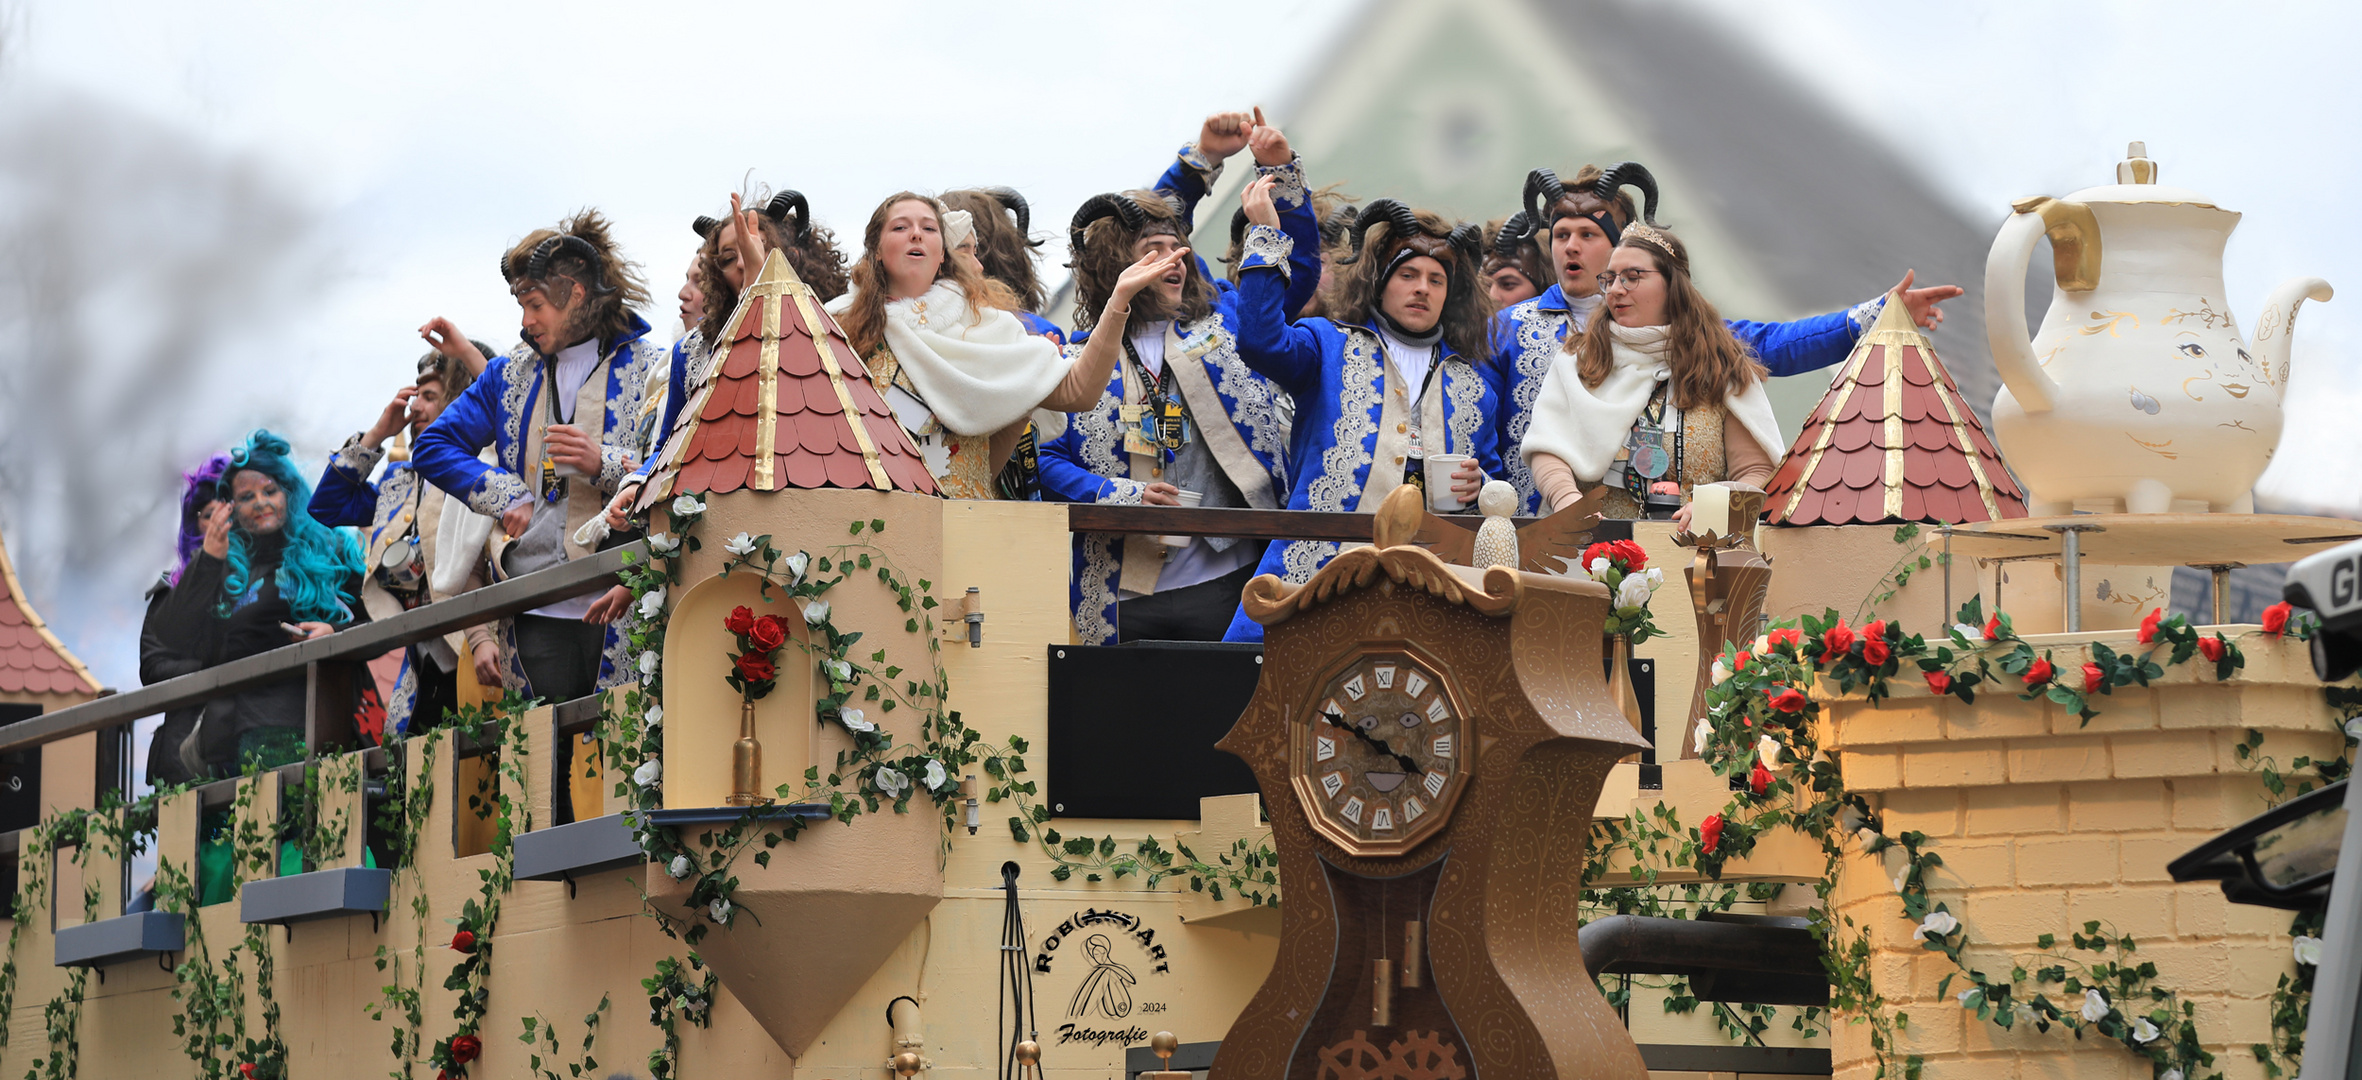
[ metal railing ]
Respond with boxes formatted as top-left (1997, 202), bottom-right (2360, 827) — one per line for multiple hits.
top-left (0, 542), bottom-right (646, 758)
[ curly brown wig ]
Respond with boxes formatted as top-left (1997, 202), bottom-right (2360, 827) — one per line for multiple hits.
top-left (501, 209), bottom-right (651, 349)
top-left (1567, 225), bottom-right (1764, 409)
top-left (1325, 203), bottom-right (1490, 361)
top-left (838, 192), bottom-right (1015, 359)
top-left (939, 188), bottom-right (1045, 313)
top-left (1069, 189), bottom-right (1216, 333)
top-left (695, 205), bottom-right (852, 348)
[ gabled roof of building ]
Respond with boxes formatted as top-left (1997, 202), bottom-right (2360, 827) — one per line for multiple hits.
top-left (1764, 292), bottom-right (2027, 526)
top-left (641, 251), bottom-right (937, 502)
top-left (0, 526), bottom-right (103, 698)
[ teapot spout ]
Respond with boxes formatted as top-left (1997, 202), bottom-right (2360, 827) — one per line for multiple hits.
top-left (2251, 277), bottom-right (2334, 388)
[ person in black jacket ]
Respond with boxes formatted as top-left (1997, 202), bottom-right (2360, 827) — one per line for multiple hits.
top-left (139, 452), bottom-right (234, 788)
top-left (149, 431), bottom-right (366, 778)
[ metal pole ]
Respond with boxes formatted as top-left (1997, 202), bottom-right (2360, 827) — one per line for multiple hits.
top-left (2060, 528), bottom-right (2082, 633)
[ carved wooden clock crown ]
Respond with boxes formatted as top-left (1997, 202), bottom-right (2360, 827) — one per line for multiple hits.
top-left (1212, 489), bottom-right (1652, 1080)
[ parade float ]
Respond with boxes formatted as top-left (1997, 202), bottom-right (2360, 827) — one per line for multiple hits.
top-left (0, 143), bottom-right (2347, 1080)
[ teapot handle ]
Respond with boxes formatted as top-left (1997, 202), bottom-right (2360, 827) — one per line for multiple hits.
top-left (1982, 197), bottom-right (2098, 416)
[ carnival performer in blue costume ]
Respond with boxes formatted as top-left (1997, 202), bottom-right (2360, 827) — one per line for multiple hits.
top-left (1489, 162), bottom-right (1963, 515)
top-left (1039, 115), bottom-right (1321, 644)
top-left (412, 210), bottom-right (664, 704)
top-left (310, 348), bottom-right (499, 737)
top-left (1219, 194), bottom-right (1501, 643)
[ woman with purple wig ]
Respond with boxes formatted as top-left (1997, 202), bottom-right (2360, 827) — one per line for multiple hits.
top-left (138, 452), bottom-right (233, 787)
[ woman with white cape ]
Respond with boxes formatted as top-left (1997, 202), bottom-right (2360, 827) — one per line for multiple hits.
top-left (825, 192), bottom-right (1149, 498)
top-left (1520, 224), bottom-right (1785, 525)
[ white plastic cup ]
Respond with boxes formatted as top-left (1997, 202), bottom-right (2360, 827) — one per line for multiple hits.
top-left (1162, 490), bottom-right (1205, 548)
top-left (1424, 455), bottom-right (1473, 512)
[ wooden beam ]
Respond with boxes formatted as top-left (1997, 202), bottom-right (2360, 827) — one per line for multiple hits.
top-left (0, 542), bottom-right (647, 755)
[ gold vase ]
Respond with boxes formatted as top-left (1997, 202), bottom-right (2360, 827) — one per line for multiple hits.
top-left (726, 699), bottom-right (763, 807)
top-left (1606, 634), bottom-right (1644, 736)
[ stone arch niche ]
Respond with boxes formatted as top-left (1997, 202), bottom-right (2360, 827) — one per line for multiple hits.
top-left (662, 571), bottom-right (814, 809)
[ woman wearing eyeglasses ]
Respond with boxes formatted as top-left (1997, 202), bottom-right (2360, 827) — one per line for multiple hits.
top-left (1520, 224), bottom-right (1784, 525)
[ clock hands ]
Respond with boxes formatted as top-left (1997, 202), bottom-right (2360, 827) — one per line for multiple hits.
top-left (1321, 711), bottom-right (1421, 774)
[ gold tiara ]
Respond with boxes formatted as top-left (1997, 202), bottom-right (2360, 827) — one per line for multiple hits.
top-left (1622, 223), bottom-right (1677, 260)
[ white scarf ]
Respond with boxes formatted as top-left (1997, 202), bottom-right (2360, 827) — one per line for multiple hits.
top-left (824, 281), bottom-right (1067, 437)
top-left (1520, 322), bottom-right (1784, 483)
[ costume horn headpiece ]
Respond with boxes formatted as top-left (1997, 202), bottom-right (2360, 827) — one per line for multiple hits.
top-left (1493, 210), bottom-right (1537, 258)
top-left (1523, 161), bottom-right (1663, 247)
top-left (692, 215), bottom-right (722, 239)
top-left (761, 190), bottom-right (814, 246)
top-left (1066, 191), bottom-right (1184, 265)
top-left (981, 186), bottom-right (1031, 237)
top-left (504, 233), bottom-right (610, 294)
top-left (1340, 199), bottom-right (1424, 264)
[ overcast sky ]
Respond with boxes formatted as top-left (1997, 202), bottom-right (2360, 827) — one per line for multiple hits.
top-left (0, 0), bottom-right (2355, 688)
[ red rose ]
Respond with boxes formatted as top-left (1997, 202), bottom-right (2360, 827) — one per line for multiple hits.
top-left (2199, 635), bottom-right (2225, 663)
top-left (1610, 539), bottom-right (1649, 573)
top-left (1700, 814), bottom-right (1725, 854)
top-left (1766, 627), bottom-right (1804, 651)
top-left (450, 1034), bottom-right (481, 1064)
top-left (2138, 607), bottom-right (2163, 644)
top-left (1862, 638), bottom-right (1891, 667)
top-left (2022, 657), bottom-right (2054, 687)
top-left (1822, 620), bottom-right (1855, 659)
top-left (725, 605), bottom-right (757, 636)
top-left (748, 614), bottom-right (788, 653)
top-left (1749, 759), bottom-right (1773, 795)
top-left (735, 653), bottom-right (777, 682)
top-left (2081, 662), bottom-right (2105, 693)
top-left (2262, 602), bottom-right (2293, 636)
top-left (1925, 669), bottom-right (1952, 694)
top-left (450, 929), bottom-right (476, 953)
top-left (1984, 613), bottom-right (2003, 641)
top-left (1863, 618), bottom-right (1887, 642)
top-left (1580, 541), bottom-right (1615, 571)
top-left (1768, 687), bottom-right (1808, 713)
top-left (240, 1067), bottom-right (259, 1080)
top-left (1734, 650), bottom-right (1753, 672)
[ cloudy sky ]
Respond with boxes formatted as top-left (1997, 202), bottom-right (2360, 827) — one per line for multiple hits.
top-left (0, 0), bottom-right (2355, 689)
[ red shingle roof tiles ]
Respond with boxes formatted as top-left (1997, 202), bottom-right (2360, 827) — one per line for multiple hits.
top-left (1765, 292), bottom-right (2027, 527)
top-left (0, 529), bottom-right (103, 698)
top-left (641, 251), bottom-right (937, 504)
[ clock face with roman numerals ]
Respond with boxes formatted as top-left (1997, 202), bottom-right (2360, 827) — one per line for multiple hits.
top-left (1289, 647), bottom-right (1471, 857)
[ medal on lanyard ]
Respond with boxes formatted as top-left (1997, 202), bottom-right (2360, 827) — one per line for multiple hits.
top-left (1123, 339), bottom-right (1193, 461)
top-left (541, 357), bottom-right (570, 503)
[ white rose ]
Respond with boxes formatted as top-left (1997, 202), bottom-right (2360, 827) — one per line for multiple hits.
top-left (709, 898), bottom-right (732, 924)
top-left (1644, 567), bottom-right (1663, 588)
top-left (647, 531), bottom-right (678, 554)
top-left (1839, 805), bottom-right (1866, 833)
top-left (1691, 717), bottom-right (1712, 755)
top-left (2080, 988), bottom-right (2110, 1022)
top-left (1858, 827), bottom-right (1883, 848)
top-left (875, 766), bottom-right (910, 797)
top-left (668, 855), bottom-right (691, 879)
top-left (2345, 715), bottom-right (2362, 740)
top-left (2162, 1070), bottom-right (2183, 1080)
top-left (1894, 873), bottom-right (1909, 894)
top-left (839, 708), bottom-right (876, 734)
top-left (1914, 910), bottom-right (1959, 941)
top-left (645, 704), bottom-right (663, 731)
top-left (672, 494), bottom-right (705, 516)
top-left (2131, 1017), bottom-right (2160, 1043)
top-left (2011, 1000), bottom-right (2036, 1026)
top-left (1711, 659), bottom-right (1730, 686)
top-left (783, 551), bottom-right (809, 585)
top-left (1587, 557), bottom-right (1610, 578)
top-left (1957, 987), bottom-right (1980, 1007)
top-left (1753, 634), bottom-right (1771, 654)
top-left (1616, 575), bottom-right (1653, 610)
top-left (802, 599), bottom-right (831, 625)
top-left (639, 650), bottom-right (660, 676)
top-left (2294, 935), bottom-right (2325, 966)
top-left (637, 586), bottom-right (667, 619)
top-left (825, 659), bottom-right (853, 683)
top-left (724, 531), bottom-right (758, 557)
top-left (634, 757), bottom-right (662, 787)
top-left (924, 760), bottom-right (948, 791)
top-left (1954, 622), bottom-right (1984, 642)
top-left (1757, 734), bottom-right (1782, 764)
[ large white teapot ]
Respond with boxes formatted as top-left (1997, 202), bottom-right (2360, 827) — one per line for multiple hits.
top-left (1986, 142), bottom-right (2332, 515)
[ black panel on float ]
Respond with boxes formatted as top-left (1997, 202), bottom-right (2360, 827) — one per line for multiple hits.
top-left (0, 705), bottom-right (41, 836)
top-left (1047, 643), bottom-right (1264, 820)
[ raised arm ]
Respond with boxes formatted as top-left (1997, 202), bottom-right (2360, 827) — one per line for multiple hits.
top-left (1736, 273), bottom-right (1959, 379)
top-left (1244, 117), bottom-right (1325, 320)
top-left (412, 357), bottom-right (528, 517)
top-left (1231, 178), bottom-right (1328, 400)
top-left (1037, 246), bottom-right (1196, 414)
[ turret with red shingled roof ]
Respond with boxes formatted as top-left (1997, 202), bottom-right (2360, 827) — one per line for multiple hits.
top-left (0, 526), bottom-right (103, 703)
top-left (639, 249), bottom-right (937, 505)
top-left (1764, 289), bottom-right (2027, 526)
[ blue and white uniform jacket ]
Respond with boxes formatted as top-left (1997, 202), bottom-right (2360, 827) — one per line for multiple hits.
top-left (1488, 285), bottom-right (1888, 515)
top-left (1220, 225), bottom-right (1503, 643)
top-left (311, 437), bottom-right (485, 735)
top-left (412, 313), bottom-right (664, 693)
top-left (1039, 156), bottom-right (1322, 646)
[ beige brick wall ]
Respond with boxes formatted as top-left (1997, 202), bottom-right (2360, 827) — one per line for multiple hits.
top-left (1820, 628), bottom-right (2336, 1080)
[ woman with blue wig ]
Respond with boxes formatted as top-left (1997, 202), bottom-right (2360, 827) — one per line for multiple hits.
top-left (149, 430), bottom-right (367, 776)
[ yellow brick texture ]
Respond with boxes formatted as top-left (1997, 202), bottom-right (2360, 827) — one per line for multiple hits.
top-left (2015, 836), bottom-right (2121, 887)
top-left (2065, 885), bottom-right (2175, 934)
top-left (2009, 736), bottom-right (2111, 784)
top-left (1881, 788), bottom-right (1965, 839)
top-left (1953, 888), bottom-right (2068, 947)
top-left (1845, 747), bottom-right (1906, 791)
top-left (1910, 745), bottom-right (2011, 789)
top-left (2108, 729), bottom-right (2216, 779)
top-left (1947, 692), bottom-right (2052, 740)
top-left (2062, 688), bottom-right (2158, 734)
top-left (2065, 780), bottom-right (2169, 832)
top-left (1843, 698), bottom-right (1949, 745)
top-left (1965, 784), bottom-right (2065, 834)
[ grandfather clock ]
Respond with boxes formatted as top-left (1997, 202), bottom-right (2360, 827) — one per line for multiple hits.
top-left (1212, 487), bottom-right (1650, 1080)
